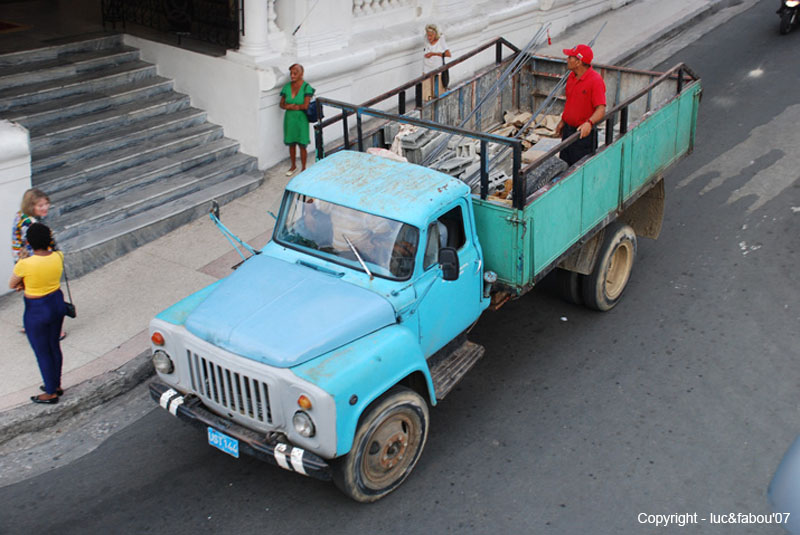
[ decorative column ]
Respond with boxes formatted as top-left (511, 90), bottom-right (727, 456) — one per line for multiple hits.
top-left (238, 0), bottom-right (271, 59)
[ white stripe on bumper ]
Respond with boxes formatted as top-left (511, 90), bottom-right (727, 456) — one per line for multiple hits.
top-left (169, 396), bottom-right (184, 416)
top-left (274, 443), bottom-right (291, 470)
top-left (290, 448), bottom-right (307, 476)
top-left (159, 389), bottom-right (177, 410)
top-left (159, 389), bottom-right (185, 416)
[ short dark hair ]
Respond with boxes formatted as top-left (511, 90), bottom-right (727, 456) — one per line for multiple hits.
top-left (26, 222), bottom-right (52, 251)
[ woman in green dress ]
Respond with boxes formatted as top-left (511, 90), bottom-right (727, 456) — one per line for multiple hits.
top-left (280, 63), bottom-right (315, 176)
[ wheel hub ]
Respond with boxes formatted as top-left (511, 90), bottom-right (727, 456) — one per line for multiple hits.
top-left (361, 413), bottom-right (417, 487)
top-left (605, 240), bottom-right (633, 299)
top-left (380, 432), bottom-right (408, 468)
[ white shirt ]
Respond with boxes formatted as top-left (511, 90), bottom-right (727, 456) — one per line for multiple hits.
top-left (423, 36), bottom-right (449, 73)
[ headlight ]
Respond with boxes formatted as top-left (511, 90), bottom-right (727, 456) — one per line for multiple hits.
top-left (292, 411), bottom-right (316, 437)
top-left (152, 350), bottom-right (174, 374)
top-left (787, 1), bottom-right (800, 7)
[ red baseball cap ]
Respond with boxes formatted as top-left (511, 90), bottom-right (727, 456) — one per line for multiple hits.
top-left (563, 44), bottom-right (593, 65)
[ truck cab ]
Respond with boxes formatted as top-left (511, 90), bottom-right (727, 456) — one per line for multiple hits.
top-left (149, 150), bottom-right (490, 502)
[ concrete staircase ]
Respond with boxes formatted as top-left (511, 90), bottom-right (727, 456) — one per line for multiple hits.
top-left (0, 34), bottom-right (263, 276)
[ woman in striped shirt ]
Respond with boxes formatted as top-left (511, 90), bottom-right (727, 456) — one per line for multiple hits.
top-left (11, 188), bottom-right (51, 262)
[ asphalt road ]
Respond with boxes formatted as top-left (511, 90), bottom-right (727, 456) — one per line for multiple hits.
top-left (1, 3), bottom-right (798, 534)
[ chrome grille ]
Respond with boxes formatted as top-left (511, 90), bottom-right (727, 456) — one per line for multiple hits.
top-left (188, 351), bottom-right (272, 424)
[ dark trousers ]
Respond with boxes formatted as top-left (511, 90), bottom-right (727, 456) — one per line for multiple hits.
top-left (560, 124), bottom-right (598, 166)
top-left (24, 289), bottom-right (65, 395)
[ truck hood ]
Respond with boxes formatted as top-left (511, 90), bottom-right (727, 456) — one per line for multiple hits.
top-left (184, 254), bottom-right (396, 368)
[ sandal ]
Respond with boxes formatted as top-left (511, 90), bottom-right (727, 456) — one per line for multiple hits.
top-left (40, 386), bottom-right (64, 396)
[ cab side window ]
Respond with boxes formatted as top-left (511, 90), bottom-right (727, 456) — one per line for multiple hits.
top-left (423, 205), bottom-right (466, 270)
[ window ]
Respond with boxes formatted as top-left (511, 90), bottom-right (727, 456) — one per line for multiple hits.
top-left (423, 205), bottom-right (466, 270)
top-left (275, 192), bottom-right (419, 280)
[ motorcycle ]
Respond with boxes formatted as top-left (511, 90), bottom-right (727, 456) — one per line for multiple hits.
top-left (778, 0), bottom-right (800, 34)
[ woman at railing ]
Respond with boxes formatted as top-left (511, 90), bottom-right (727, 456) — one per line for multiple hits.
top-left (422, 24), bottom-right (451, 102)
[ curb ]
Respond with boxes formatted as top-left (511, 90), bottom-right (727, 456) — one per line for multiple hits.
top-left (0, 350), bottom-right (154, 447)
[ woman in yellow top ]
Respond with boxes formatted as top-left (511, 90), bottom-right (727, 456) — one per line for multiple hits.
top-left (8, 223), bottom-right (66, 404)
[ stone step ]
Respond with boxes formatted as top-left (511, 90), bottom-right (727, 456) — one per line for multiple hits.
top-left (53, 153), bottom-right (257, 239)
top-left (28, 91), bottom-right (192, 154)
top-left (3, 75), bottom-right (174, 129)
top-left (0, 34), bottom-right (123, 67)
top-left (428, 340), bottom-right (486, 401)
top-left (60, 170), bottom-right (264, 278)
top-left (0, 60), bottom-right (157, 112)
top-left (49, 138), bottom-right (241, 216)
top-left (34, 122), bottom-right (223, 193)
top-left (0, 46), bottom-right (141, 91)
top-left (33, 106), bottom-right (206, 172)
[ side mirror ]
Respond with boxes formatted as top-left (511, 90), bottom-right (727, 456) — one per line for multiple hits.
top-left (439, 247), bottom-right (459, 281)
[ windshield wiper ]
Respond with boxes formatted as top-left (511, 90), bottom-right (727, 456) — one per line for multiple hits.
top-left (343, 234), bottom-right (373, 280)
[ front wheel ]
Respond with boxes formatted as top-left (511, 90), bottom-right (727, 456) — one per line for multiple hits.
top-left (581, 222), bottom-right (637, 311)
top-left (780, 10), bottom-right (794, 34)
top-left (332, 386), bottom-right (429, 502)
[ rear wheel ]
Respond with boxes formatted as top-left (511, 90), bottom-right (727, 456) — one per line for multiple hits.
top-left (780, 10), bottom-right (794, 34)
top-left (581, 222), bottom-right (637, 311)
top-left (332, 387), bottom-right (429, 502)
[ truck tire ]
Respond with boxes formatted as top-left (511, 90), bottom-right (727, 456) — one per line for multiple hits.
top-left (332, 386), bottom-right (429, 502)
top-left (581, 222), bottom-right (637, 311)
top-left (554, 268), bottom-right (583, 305)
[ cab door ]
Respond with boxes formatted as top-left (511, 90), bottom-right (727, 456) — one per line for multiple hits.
top-left (414, 201), bottom-right (482, 356)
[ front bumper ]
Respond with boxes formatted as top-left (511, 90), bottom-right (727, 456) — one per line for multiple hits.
top-left (150, 381), bottom-right (331, 481)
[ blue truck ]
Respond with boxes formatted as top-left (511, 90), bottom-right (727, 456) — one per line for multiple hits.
top-left (148, 43), bottom-right (701, 502)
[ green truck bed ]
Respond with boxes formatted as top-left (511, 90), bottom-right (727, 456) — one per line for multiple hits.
top-left (474, 61), bottom-right (701, 293)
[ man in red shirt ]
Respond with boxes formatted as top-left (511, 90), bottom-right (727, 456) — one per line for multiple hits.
top-left (555, 44), bottom-right (607, 166)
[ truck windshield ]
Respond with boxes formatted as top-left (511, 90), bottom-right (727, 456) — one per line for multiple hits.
top-left (275, 192), bottom-right (419, 280)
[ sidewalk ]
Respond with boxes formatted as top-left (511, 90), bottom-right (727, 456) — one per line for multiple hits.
top-left (0, 0), bottom-right (747, 443)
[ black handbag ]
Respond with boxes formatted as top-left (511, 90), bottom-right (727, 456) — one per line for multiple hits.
top-left (58, 251), bottom-right (76, 318)
top-left (441, 56), bottom-right (450, 89)
top-left (306, 99), bottom-right (323, 123)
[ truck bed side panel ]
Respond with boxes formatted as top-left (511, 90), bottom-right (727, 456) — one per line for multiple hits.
top-left (526, 169), bottom-right (583, 281)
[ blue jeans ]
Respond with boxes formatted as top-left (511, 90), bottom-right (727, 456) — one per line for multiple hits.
top-left (24, 289), bottom-right (66, 395)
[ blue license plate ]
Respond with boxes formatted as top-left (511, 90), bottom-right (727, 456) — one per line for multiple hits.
top-left (207, 427), bottom-right (239, 458)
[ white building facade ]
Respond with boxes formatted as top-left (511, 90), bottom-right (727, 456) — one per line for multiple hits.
top-left (125, 0), bottom-right (632, 170)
